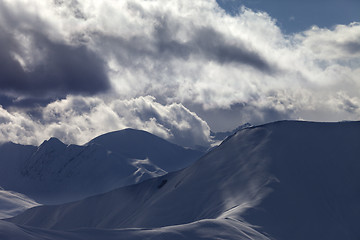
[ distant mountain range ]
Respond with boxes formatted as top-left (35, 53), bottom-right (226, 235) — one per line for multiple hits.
top-left (2, 121), bottom-right (360, 240)
top-left (0, 128), bottom-right (204, 205)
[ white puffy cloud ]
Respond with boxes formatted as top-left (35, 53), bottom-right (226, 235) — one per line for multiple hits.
top-left (0, 0), bottom-right (359, 142)
top-left (0, 96), bottom-right (211, 148)
top-left (0, 106), bottom-right (40, 145)
top-left (296, 23), bottom-right (360, 60)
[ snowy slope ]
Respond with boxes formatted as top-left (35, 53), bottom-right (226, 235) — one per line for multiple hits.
top-left (0, 129), bottom-right (203, 204)
top-left (6, 124), bottom-right (274, 229)
top-left (88, 128), bottom-right (202, 171)
top-left (0, 142), bottom-right (36, 190)
top-left (210, 122), bottom-right (253, 141)
top-left (0, 189), bottom-right (39, 219)
top-left (7, 121), bottom-right (360, 240)
top-left (0, 218), bottom-right (270, 240)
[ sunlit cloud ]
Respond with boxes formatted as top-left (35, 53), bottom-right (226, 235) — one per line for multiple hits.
top-left (0, 0), bottom-right (359, 146)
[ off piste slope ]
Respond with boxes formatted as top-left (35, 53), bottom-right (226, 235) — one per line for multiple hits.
top-left (0, 189), bottom-right (39, 219)
top-left (0, 218), bottom-right (270, 240)
top-left (0, 129), bottom-right (203, 204)
top-left (9, 121), bottom-right (360, 240)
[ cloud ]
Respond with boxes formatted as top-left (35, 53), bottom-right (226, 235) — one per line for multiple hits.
top-left (0, 33), bottom-right (110, 96)
top-left (0, 1), bottom-right (110, 103)
top-left (0, 96), bottom-right (211, 148)
top-left (0, 0), bottom-right (359, 141)
top-left (190, 26), bottom-right (274, 72)
top-left (142, 15), bottom-right (274, 72)
top-left (295, 23), bottom-right (360, 60)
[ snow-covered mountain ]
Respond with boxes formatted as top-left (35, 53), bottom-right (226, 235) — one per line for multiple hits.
top-left (0, 129), bottom-right (203, 204)
top-left (210, 122), bottom-right (252, 141)
top-left (87, 128), bottom-right (202, 171)
top-left (5, 121), bottom-right (360, 240)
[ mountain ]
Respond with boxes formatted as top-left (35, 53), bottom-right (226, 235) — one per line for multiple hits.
top-left (6, 121), bottom-right (360, 240)
top-left (0, 142), bottom-right (36, 189)
top-left (88, 128), bottom-right (202, 171)
top-left (210, 122), bottom-right (252, 141)
top-left (0, 129), bottom-right (203, 204)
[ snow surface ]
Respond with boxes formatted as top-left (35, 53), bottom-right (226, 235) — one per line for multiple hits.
top-left (0, 189), bottom-right (39, 219)
top-left (0, 129), bottom-right (203, 204)
top-left (210, 122), bottom-right (253, 141)
top-left (0, 218), bottom-right (270, 240)
top-left (88, 128), bottom-right (202, 171)
top-left (3, 121), bottom-right (360, 240)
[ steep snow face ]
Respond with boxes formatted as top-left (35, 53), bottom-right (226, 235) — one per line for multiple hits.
top-left (0, 189), bottom-right (39, 219)
top-left (21, 138), bottom-right (79, 181)
top-left (9, 121), bottom-right (360, 240)
top-left (0, 129), bottom-right (203, 204)
top-left (0, 142), bottom-right (36, 190)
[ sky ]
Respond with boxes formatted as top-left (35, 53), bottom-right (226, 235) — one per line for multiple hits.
top-left (0, 0), bottom-right (359, 148)
top-left (217, 0), bottom-right (360, 33)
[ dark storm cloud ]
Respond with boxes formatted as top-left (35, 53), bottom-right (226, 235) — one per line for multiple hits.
top-left (342, 41), bottom-right (360, 54)
top-left (189, 27), bottom-right (274, 73)
top-left (0, 0), bottom-right (110, 108)
top-left (98, 13), bottom-right (275, 74)
top-left (0, 94), bottom-right (56, 109)
top-left (155, 21), bottom-right (275, 73)
top-left (0, 31), bottom-right (110, 100)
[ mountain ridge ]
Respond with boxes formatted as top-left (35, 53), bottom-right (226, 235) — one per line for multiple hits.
top-left (0, 128), bottom-right (204, 205)
top-left (8, 120), bottom-right (360, 240)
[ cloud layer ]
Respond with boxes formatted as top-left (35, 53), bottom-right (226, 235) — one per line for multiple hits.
top-left (0, 96), bottom-right (211, 148)
top-left (0, 0), bottom-right (359, 146)
top-left (0, 1), bottom-right (110, 102)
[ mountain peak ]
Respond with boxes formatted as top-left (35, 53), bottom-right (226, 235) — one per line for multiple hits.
top-left (87, 128), bottom-right (204, 171)
top-left (41, 137), bottom-right (65, 148)
top-left (88, 128), bottom-right (163, 144)
top-left (11, 121), bottom-right (360, 240)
